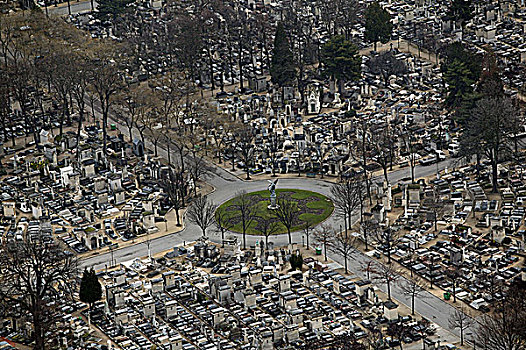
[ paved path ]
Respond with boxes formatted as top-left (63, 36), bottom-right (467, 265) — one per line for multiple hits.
top-left (78, 95), bottom-right (465, 343)
top-left (48, 0), bottom-right (96, 15)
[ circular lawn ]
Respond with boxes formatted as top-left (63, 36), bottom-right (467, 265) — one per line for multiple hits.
top-left (217, 189), bottom-right (334, 235)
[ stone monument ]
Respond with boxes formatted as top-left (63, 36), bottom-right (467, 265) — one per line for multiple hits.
top-left (268, 179), bottom-right (279, 210)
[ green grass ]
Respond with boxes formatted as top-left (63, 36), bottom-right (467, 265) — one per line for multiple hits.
top-left (217, 189), bottom-right (334, 235)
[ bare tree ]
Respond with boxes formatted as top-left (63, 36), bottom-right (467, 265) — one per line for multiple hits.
top-left (117, 85), bottom-right (148, 142)
top-left (314, 224), bottom-right (333, 262)
top-left (0, 235), bottom-right (78, 350)
top-left (373, 227), bottom-right (400, 264)
top-left (475, 285), bottom-right (526, 350)
top-left (386, 322), bottom-right (408, 350)
top-left (329, 230), bottom-right (357, 274)
top-left (367, 50), bottom-right (408, 87)
top-left (399, 277), bottom-right (425, 315)
top-left (160, 167), bottom-right (185, 227)
top-left (302, 217), bottom-right (315, 250)
top-left (187, 154), bottom-right (211, 197)
top-left (214, 205), bottom-right (234, 247)
top-left (236, 125), bottom-right (255, 180)
top-left (274, 198), bottom-right (301, 245)
top-left (232, 191), bottom-right (258, 249)
top-left (399, 128), bottom-right (419, 184)
top-left (423, 191), bottom-right (445, 232)
top-left (70, 54), bottom-right (91, 161)
top-left (90, 50), bottom-right (123, 157)
top-left (372, 262), bottom-right (399, 300)
top-left (460, 97), bottom-right (518, 193)
top-left (187, 195), bottom-right (217, 238)
top-left (445, 266), bottom-right (461, 303)
top-left (330, 176), bottom-right (364, 234)
top-left (369, 123), bottom-right (397, 183)
top-left (366, 327), bottom-right (384, 350)
top-left (259, 215), bottom-right (280, 252)
top-left (449, 306), bottom-right (473, 346)
top-left (361, 217), bottom-right (380, 251)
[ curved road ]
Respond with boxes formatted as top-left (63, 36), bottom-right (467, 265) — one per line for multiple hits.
top-left (81, 149), bottom-right (463, 343)
top-left (80, 97), bottom-right (465, 342)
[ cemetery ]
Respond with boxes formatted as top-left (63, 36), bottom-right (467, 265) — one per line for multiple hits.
top-left (2, 0), bottom-right (526, 348)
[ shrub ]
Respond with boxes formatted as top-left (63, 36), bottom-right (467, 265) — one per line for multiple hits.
top-left (290, 253), bottom-right (303, 271)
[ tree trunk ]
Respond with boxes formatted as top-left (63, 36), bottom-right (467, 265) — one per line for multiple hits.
top-left (175, 207), bottom-right (181, 226)
top-left (76, 109), bottom-right (83, 161)
top-left (491, 157), bottom-right (498, 193)
top-left (33, 309), bottom-right (44, 350)
top-left (243, 231), bottom-right (246, 250)
top-left (287, 228), bottom-right (292, 245)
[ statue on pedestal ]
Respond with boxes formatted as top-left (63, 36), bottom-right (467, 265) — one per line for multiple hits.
top-left (267, 179), bottom-right (279, 209)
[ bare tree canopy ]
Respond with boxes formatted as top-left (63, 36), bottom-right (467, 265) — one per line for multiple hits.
top-left (449, 306), bottom-right (473, 347)
top-left (232, 191), bottom-right (258, 249)
top-left (329, 230), bottom-right (357, 274)
top-left (460, 97), bottom-right (521, 193)
top-left (187, 195), bottom-right (217, 238)
top-left (330, 176), bottom-right (364, 233)
top-left (0, 235), bottom-right (78, 350)
top-left (274, 197), bottom-right (301, 245)
top-left (475, 285), bottom-right (526, 350)
top-left (314, 223), bottom-right (333, 262)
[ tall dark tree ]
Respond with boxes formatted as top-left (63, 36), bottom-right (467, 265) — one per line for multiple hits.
top-left (441, 42), bottom-right (481, 83)
top-left (270, 22), bottom-right (296, 90)
top-left (0, 236), bottom-right (78, 350)
top-left (95, 0), bottom-right (134, 21)
top-left (475, 285), bottom-right (526, 350)
top-left (320, 35), bottom-right (361, 93)
top-left (444, 59), bottom-right (475, 109)
top-left (460, 97), bottom-right (518, 193)
top-left (364, 1), bottom-right (393, 51)
top-left (79, 268), bottom-right (102, 312)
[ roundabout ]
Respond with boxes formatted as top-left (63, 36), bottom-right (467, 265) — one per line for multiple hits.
top-left (217, 188), bottom-right (334, 235)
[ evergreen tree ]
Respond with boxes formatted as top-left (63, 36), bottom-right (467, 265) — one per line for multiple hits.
top-left (95, 0), bottom-right (134, 21)
top-left (270, 23), bottom-right (296, 89)
top-left (364, 1), bottom-right (393, 51)
top-left (320, 35), bottom-right (361, 93)
top-left (79, 268), bottom-right (103, 311)
top-left (440, 42), bottom-right (481, 83)
top-left (444, 59), bottom-right (474, 109)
